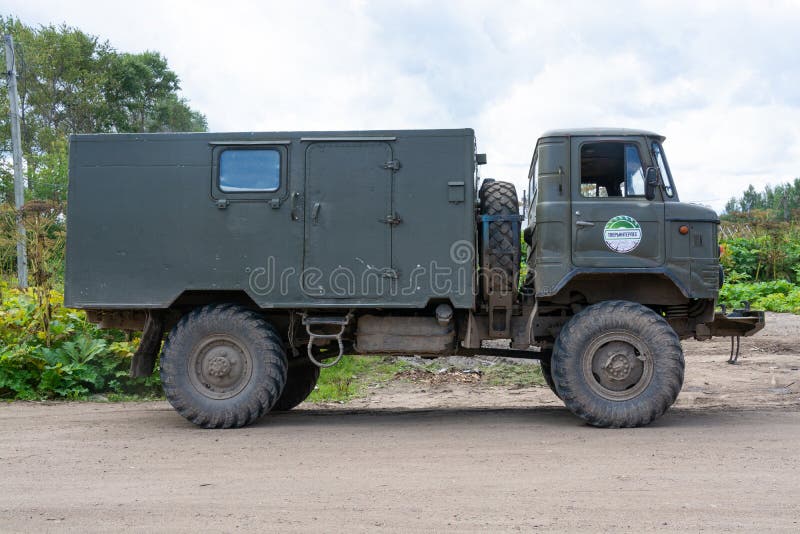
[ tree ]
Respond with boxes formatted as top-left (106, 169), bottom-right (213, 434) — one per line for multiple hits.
top-left (104, 51), bottom-right (207, 133)
top-left (0, 17), bottom-right (207, 205)
top-left (0, 17), bottom-right (207, 279)
top-left (723, 179), bottom-right (800, 222)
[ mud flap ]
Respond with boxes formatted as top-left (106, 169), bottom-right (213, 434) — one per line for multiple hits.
top-left (130, 311), bottom-right (165, 378)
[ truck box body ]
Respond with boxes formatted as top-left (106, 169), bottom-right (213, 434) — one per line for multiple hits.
top-left (65, 129), bottom-right (477, 310)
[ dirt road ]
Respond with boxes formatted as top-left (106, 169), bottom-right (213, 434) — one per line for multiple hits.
top-left (1, 313), bottom-right (799, 532)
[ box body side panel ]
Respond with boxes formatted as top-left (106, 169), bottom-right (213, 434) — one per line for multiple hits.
top-left (65, 130), bottom-right (476, 310)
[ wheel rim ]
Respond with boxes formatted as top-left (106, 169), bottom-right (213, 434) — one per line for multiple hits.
top-left (581, 331), bottom-right (654, 401)
top-left (188, 334), bottom-right (254, 400)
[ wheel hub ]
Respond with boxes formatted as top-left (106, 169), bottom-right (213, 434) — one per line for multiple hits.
top-left (603, 353), bottom-right (632, 380)
top-left (188, 336), bottom-right (253, 400)
top-left (207, 354), bottom-right (232, 377)
top-left (583, 332), bottom-right (654, 401)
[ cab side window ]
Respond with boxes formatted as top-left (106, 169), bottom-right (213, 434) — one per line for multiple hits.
top-left (580, 142), bottom-right (645, 198)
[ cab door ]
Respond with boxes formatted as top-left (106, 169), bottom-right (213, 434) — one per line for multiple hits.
top-left (570, 137), bottom-right (665, 268)
top-left (303, 141), bottom-right (394, 298)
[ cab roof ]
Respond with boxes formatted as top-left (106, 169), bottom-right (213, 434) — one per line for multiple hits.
top-left (540, 128), bottom-right (665, 141)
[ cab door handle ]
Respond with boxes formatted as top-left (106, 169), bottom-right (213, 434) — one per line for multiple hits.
top-left (311, 202), bottom-right (321, 224)
top-left (576, 220), bottom-right (595, 228)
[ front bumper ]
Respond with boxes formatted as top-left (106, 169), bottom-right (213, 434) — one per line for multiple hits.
top-left (696, 309), bottom-right (765, 340)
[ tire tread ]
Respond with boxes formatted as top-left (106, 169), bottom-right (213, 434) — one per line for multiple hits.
top-left (160, 304), bottom-right (288, 429)
top-left (551, 300), bottom-right (684, 428)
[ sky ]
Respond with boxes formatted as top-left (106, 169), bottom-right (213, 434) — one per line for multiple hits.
top-left (4, 0), bottom-right (800, 212)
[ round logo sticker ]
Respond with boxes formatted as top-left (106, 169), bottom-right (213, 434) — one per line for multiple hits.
top-left (603, 215), bottom-right (642, 253)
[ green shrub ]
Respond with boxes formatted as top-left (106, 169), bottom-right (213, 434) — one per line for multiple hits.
top-left (720, 224), bottom-right (800, 283)
top-left (0, 283), bottom-right (161, 400)
top-left (720, 237), bottom-right (763, 280)
top-left (719, 280), bottom-right (800, 314)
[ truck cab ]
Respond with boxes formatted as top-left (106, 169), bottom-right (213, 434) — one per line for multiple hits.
top-left (524, 129), bottom-right (722, 340)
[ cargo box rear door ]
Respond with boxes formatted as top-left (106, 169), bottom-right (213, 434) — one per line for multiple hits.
top-left (303, 141), bottom-right (394, 299)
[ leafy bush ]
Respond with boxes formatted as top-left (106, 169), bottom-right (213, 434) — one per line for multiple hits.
top-left (720, 227), bottom-right (800, 283)
top-left (720, 237), bottom-right (764, 280)
top-left (0, 282), bottom-right (161, 400)
top-left (718, 222), bottom-right (800, 314)
top-left (719, 279), bottom-right (800, 314)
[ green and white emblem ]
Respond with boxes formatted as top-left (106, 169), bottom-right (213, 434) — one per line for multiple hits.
top-left (603, 215), bottom-right (642, 253)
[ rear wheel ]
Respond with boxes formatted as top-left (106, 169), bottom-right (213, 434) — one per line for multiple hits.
top-left (539, 357), bottom-right (560, 398)
top-left (551, 300), bottom-right (684, 428)
top-left (272, 359), bottom-right (320, 411)
top-left (160, 304), bottom-right (288, 428)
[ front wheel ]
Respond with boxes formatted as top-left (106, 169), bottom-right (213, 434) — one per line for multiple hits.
top-left (551, 300), bottom-right (684, 428)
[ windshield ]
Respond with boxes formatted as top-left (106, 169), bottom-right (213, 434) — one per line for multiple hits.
top-left (651, 141), bottom-right (676, 198)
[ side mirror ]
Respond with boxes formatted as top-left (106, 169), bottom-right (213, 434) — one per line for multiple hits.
top-left (645, 167), bottom-right (659, 201)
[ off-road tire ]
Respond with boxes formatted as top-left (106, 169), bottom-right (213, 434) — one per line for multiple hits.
top-left (479, 180), bottom-right (520, 299)
top-left (160, 304), bottom-right (288, 428)
top-left (551, 300), bottom-right (684, 428)
top-left (272, 359), bottom-right (320, 411)
top-left (539, 357), bottom-right (560, 398)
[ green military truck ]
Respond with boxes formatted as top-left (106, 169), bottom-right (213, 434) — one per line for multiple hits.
top-left (65, 128), bottom-right (763, 428)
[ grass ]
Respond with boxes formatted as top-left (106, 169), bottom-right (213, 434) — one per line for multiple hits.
top-left (306, 355), bottom-right (413, 403)
top-left (307, 355), bottom-right (547, 403)
top-left (481, 362), bottom-right (545, 388)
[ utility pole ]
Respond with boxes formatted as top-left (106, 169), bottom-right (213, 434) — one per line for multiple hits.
top-left (4, 34), bottom-right (27, 289)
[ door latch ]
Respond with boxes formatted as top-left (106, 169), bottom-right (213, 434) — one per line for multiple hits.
top-left (382, 159), bottom-right (401, 171)
top-left (290, 192), bottom-right (300, 221)
top-left (215, 199), bottom-right (229, 209)
top-left (378, 213), bottom-right (402, 225)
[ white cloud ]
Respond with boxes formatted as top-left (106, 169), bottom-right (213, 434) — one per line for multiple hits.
top-left (5, 0), bottom-right (800, 211)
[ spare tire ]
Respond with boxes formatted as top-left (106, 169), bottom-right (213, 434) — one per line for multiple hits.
top-left (478, 180), bottom-right (520, 301)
